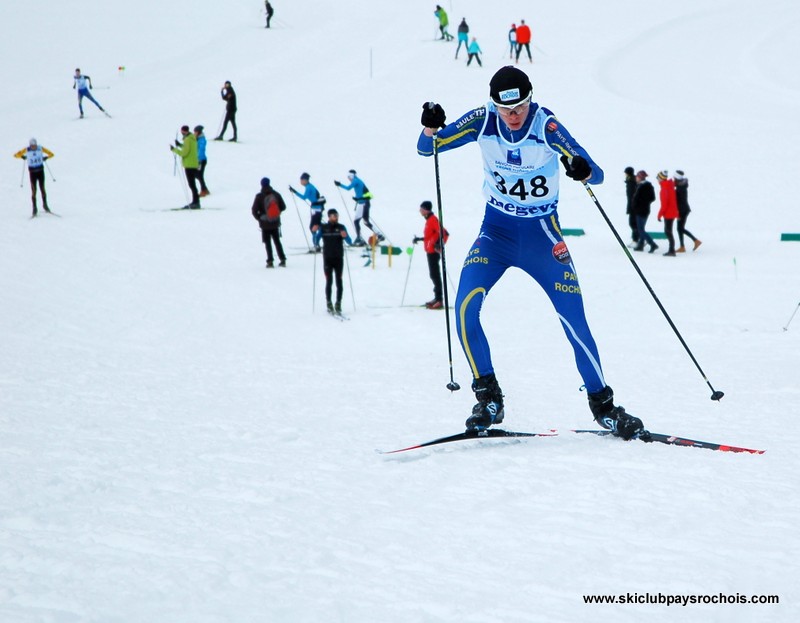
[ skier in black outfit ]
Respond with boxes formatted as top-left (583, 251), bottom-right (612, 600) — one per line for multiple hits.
top-left (215, 81), bottom-right (237, 142)
top-left (265, 2), bottom-right (274, 28)
top-left (624, 166), bottom-right (638, 245)
top-left (313, 208), bottom-right (352, 314)
top-left (251, 177), bottom-right (287, 268)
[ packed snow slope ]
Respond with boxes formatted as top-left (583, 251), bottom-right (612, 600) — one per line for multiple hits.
top-left (2, 1), bottom-right (799, 622)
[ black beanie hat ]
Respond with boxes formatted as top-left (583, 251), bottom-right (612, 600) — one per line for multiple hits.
top-left (489, 66), bottom-right (533, 106)
top-left (420, 201), bottom-right (433, 211)
top-left (624, 166), bottom-right (634, 175)
top-left (327, 208), bottom-right (338, 216)
top-left (300, 172), bottom-right (310, 180)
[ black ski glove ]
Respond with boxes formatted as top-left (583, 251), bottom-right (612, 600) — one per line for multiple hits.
top-left (560, 155), bottom-right (592, 181)
top-left (413, 236), bottom-right (422, 244)
top-left (334, 180), bottom-right (341, 187)
top-left (421, 102), bottom-right (446, 129)
top-left (288, 186), bottom-right (296, 194)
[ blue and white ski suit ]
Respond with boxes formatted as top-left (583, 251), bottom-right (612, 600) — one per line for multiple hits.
top-left (417, 102), bottom-right (608, 393)
top-left (291, 182), bottom-right (325, 247)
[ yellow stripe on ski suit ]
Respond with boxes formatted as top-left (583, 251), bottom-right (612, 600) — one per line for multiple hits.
top-left (459, 286), bottom-right (487, 379)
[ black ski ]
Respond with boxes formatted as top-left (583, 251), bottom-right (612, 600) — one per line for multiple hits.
top-left (380, 428), bottom-right (557, 454)
top-left (572, 429), bottom-right (765, 454)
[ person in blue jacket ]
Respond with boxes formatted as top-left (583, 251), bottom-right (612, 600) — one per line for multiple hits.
top-left (73, 68), bottom-right (107, 118)
top-left (334, 169), bottom-right (384, 246)
top-left (194, 125), bottom-right (210, 196)
top-left (417, 66), bottom-right (647, 441)
top-left (289, 172), bottom-right (326, 251)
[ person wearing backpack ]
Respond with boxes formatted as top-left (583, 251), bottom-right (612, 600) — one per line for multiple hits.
top-left (251, 177), bottom-right (287, 268)
top-left (412, 200), bottom-right (448, 309)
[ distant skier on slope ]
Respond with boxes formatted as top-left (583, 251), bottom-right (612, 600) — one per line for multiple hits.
top-left (417, 66), bottom-right (648, 440)
top-left (289, 172), bottom-right (326, 252)
top-left (313, 208), bottom-right (352, 315)
top-left (214, 81), bottom-right (238, 142)
top-left (333, 170), bottom-right (384, 247)
top-left (73, 68), bottom-right (108, 118)
top-left (14, 138), bottom-right (54, 217)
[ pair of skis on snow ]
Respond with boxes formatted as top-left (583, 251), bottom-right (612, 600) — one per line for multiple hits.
top-left (380, 428), bottom-right (765, 455)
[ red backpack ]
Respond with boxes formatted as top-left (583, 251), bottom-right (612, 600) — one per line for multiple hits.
top-left (265, 194), bottom-right (281, 222)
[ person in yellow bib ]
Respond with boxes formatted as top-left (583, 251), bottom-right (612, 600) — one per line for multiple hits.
top-left (14, 138), bottom-right (54, 217)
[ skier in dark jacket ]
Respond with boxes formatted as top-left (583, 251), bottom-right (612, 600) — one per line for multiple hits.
top-left (265, 2), bottom-right (274, 28)
top-left (313, 208), bottom-right (352, 314)
top-left (631, 170), bottom-right (657, 253)
top-left (251, 177), bottom-right (286, 267)
top-left (215, 81), bottom-right (237, 142)
top-left (455, 18), bottom-right (469, 59)
top-left (624, 166), bottom-right (638, 245)
top-left (674, 170), bottom-right (702, 252)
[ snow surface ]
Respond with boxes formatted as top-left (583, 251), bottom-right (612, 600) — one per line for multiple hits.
top-left (2, 1), bottom-right (799, 621)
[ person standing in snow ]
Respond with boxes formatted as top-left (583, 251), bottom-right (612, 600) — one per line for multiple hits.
top-left (656, 170), bottom-right (679, 256)
top-left (412, 200), bottom-right (446, 309)
top-left (289, 172), bottom-right (326, 252)
top-left (14, 138), bottom-right (53, 216)
top-left (170, 125), bottom-right (201, 209)
top-left (252, 177), bottom-right (287, 268)
top-left (673, 170), bottom-right (702, 252)
top-left (417, 65), bottom-right (647, 440)
top-left (514, 20), bottom-right (532, 63)
top-left (466, 37), bottom-right (482, 67)
top-left (265, 2), bottom-right (274, 28)
top-left (334, 169), bottom-right (383, 246)
top-left (508, 24), bottom-right (517, 59)
top-left (194, 125), bottom-right (210, 197)
top-left (632, 170), bottom-right (657, 253)
top-left (215, 81), bottom-right (238, 142)
top-left (313, 208), bottom-right (352, 314)
top-left (455, 18), bottom-right (469, 59)
top-left (73, 68), bottom-right (107, 118)
top-left (624, 166), bottom-right (639, 246)
top-left (434, 5), bottom-right (453, 41)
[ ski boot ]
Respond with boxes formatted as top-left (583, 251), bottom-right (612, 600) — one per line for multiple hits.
top-left (465, 374), bottom-right (504, 431)
top-left (587, 386), bottom-right (648, 440)
top-left (334, 301), bottom-right (342, 314)
top-left (326, 301), bottom-right (335, 314)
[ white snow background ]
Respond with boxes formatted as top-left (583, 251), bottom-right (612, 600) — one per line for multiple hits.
top-left (1, 0), bottom-right (799, 621)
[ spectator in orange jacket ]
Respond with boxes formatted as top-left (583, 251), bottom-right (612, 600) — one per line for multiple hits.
top-left (413, 200), bottom-right (448, 309)
top-left (515, 19), bottom-right (532, 63)
top-left (657, 170), bottom-right (679, 256)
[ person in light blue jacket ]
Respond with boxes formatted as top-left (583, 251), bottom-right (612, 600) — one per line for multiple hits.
top-left (194, 125), bottom-right (210, 196)
top-left (466, 37), bottom-right (482, 67)
top-left (334, 169), bottom-right (384, 246)
top-left (289, 172), bottom-right (326, 251)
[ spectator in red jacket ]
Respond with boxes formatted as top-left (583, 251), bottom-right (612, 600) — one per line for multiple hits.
top-left (657, 170), bottom-right (679, 256)
top-left (413, 200), bottom-right (448, 309)
top-left (515, 19), bottom-right (532, 63)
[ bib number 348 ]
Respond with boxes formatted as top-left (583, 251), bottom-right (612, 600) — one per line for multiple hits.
top-left (494, 172), bottom-right (550, 200)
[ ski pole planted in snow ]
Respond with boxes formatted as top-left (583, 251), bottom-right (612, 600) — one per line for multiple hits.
top-left (19, 160), bottom-right (26, 187)
top-left (579, 179), bottom-right (724, 401)
top-left (344, 236), bottom-right (356, 312)
top-left (431, 122), bottom-right (460, 392)
top-left (400, 243), bottom-right (415, 306)
top-left (44, 161), bottom-right (56, 182)
top-left (784, 302), bottom-right (800, 332)
top-left (289, 191), bottom-right (312, 252)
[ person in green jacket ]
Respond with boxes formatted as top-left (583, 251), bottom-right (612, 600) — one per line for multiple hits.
top-left (170, 125), bottom-right (201, 209)
top-left (434, 5), bottom-right (453, 41)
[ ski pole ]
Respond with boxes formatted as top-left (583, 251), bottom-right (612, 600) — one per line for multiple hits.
top-left (19, 160), bottom-right (26, 187)
top-left (312, 243), bottom-right (317, 313)
top-left (580, 180), bottom-right (724, 401)
top-left (44, 161), bottom-right (56, 182)
top-left (783, 301), bottom-right (800, 332)
top-left (343, 237), bottom-right (356, 312)
top-left (335, 185), bottom-right (357, 231)
top-left (432, 128), bottom-right (461, 392)
top-left (289, 191), bottom-right (312, 251)
top-left (400, 241), bottom-right (416, 306)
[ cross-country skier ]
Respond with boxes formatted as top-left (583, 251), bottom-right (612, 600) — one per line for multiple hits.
top-left (14, 138), bottom-right (54, 217)
top-left (417, 65), bottom-right (648, 440)
top-left (252, 177), bottom-right (287, 268)
top-left (334, 170), bottom-right (384, 246)
top-left (265, 2), bottom-right (274, 28)
top-left (215, 81), bottom-right (238, 142)
top-left (194, 125), bottom-right (210, 197)
top-left (170, 125), bottom-right (201, 209)
top-left (289, 172), bottom-right (326, 252)
top-left (73, 68), bottom-right (107, 118)
top-left (313, 208), bottom-right (352, 314)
